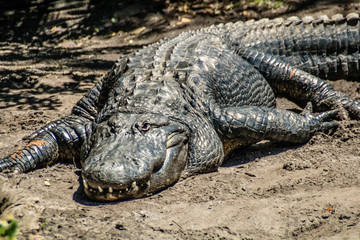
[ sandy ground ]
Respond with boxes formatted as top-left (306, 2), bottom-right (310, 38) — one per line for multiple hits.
top-left (0, 1), bottom-right (360, 239)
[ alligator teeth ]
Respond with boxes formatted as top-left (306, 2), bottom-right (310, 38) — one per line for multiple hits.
top-left (83, 180), bottom-right (89, 189)
top-left (133, 185), bottom-right (139, 192)
top-left (83, 178), bottom-right (149, 198)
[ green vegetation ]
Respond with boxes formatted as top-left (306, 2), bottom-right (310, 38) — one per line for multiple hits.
top-left (0, 216), bottom-right (17, 240)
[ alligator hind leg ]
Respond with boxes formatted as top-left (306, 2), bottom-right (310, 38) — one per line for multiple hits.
top-left (214, 105), bottom-right (338, 154)
top-left (240, 49), bottom-right (360, 119)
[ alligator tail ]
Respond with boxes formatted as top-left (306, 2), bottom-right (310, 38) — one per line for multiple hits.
top-left (228, 13), bottom-right (360, 80)
top-left (0, 117), bottom-right (94, 173)
top-left (281, 13), bottom-right (360, 80)
top-left (0, 132), bottom-right (59, 173)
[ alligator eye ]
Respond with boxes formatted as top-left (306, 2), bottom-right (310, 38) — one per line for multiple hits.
top-left (135, 122), bottom-right (151, 132)
top-left (140, 122), bottom-right (151, 132)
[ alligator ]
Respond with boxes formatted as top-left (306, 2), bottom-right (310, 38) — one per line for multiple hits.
top-left (1, 13), bottom-right (359, 201)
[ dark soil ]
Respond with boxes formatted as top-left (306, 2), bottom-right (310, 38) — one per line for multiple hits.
top-left (0, 1), bottom-right (360, 239)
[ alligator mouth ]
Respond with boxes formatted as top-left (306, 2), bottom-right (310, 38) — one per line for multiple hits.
top-left (82, 178), bottom-right (151, 201)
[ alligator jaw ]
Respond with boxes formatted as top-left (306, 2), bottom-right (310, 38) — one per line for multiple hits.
top-left (82, 178), bottom-right (151, 201)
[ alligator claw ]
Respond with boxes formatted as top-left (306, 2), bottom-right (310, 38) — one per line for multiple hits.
top-left (315, 109), bottom-right (339, 120)
top-left (306, 109), bottom-right (339, 133)
top-left (317, 92), bottom-right (360, 120)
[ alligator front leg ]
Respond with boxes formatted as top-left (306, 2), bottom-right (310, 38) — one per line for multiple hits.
top-left (214, 106), bottom-right (338, 152)
top-left (183, 115), bottom-right (224, 175)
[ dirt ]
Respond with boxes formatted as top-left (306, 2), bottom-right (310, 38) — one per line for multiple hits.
top-left (0, 1), bottom-right (360, 239)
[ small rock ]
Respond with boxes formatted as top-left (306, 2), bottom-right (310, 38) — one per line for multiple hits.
top-left (115, 223), bottom-right (126, 230)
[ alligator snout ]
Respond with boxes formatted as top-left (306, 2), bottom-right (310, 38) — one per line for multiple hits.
top-left (81, 113), bottom-right (190, 201)
top-left (81, 134), bottom-right (166, 201)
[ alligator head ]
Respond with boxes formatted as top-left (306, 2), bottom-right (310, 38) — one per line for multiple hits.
top-left (81, 112), bottom-right (190, 201)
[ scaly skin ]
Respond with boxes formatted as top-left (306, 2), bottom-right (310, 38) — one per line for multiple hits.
top-left (1, 13), bottom-right (359, 201)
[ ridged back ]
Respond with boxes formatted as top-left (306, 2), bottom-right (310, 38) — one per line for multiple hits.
top-left (225, 13), bottom-right (360, 80)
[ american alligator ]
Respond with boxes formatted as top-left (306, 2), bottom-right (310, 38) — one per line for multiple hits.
top-left (1, 13), bottom-right (360, 201)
